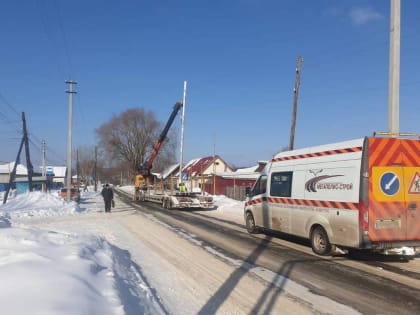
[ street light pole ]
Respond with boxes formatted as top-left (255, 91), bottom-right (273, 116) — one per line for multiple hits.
top-left (179, 81), bottom-right (187, 185)
top-left (388, 0), bottom-right (400, 135)
top-left (66, 80), bottom-right (77, 201)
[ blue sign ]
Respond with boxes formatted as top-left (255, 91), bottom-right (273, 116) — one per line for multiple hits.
top-left (181, 173), bottom-right (189, 181)
top-left (380, 172), bottom-right (400, 196)
top-left (46, 167), bottom-right (54, 176)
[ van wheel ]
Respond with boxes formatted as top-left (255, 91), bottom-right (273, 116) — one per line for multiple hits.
top-left (245, 212), bottom-right (258, 234)
top-left (311, 226), bottom-right (332, 256)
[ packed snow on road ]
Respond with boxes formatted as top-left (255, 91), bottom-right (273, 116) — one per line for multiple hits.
top-left (0, 188), bottom-right (362, 315)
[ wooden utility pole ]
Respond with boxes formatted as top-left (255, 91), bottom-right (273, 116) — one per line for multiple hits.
top-left (3, 112), bottom-right (34, 203)
top-left (3, 138), bottom-right (24, 204)
top-left (289, 56), bottom-right (303, 150)
top-left (22, 112), bottom-right (34, 191)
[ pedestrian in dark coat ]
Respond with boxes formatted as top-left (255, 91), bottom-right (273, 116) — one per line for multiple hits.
top-left (101, 184), bottom-right (114, 212)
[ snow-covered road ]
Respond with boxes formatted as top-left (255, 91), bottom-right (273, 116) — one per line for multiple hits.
top-left (9, 190), bottom-right (363, 315)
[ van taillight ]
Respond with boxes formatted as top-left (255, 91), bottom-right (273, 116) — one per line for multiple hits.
top-left (359, 199), bottom-right (369, 231)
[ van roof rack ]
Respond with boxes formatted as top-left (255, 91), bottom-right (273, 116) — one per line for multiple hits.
top-left (373, 131), bottom-right (420, 139)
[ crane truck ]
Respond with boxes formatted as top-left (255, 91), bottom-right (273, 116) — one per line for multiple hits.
top-left (134, 102), bottom-right (214, 209)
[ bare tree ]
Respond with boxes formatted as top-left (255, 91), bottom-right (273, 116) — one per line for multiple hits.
top-left (75, 145), bottom-right (96, 185)
top-left (96, 107), bottom-right (178, 181)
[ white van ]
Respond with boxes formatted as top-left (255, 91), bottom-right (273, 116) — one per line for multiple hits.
top-left (244, 136), bottom-right (420, 256)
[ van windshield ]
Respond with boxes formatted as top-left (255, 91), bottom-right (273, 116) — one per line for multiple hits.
top-left (252, 175), bottom-right (267, 195)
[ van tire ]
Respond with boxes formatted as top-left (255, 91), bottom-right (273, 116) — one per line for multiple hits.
top-left (311, 226), bottom-right (332, 256)
top-left (245, 212), bottom-right (258, 234)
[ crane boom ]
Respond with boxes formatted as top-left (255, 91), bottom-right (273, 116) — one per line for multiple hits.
top-left (135, 102), bottom-right (183, 191)
top-left (141, 102), bottom-right (183, 174)
top-left (133, 100), bottom-right (214, 210)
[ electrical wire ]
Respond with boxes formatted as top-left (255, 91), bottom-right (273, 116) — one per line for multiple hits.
top-left (53, 0), bottom-right (74, 79)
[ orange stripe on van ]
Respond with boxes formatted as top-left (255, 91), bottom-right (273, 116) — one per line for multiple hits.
top-left (245, 196), bottom-right (358, 211)
top-left (402, 140), bottom-right (420, 165)
top-left (271, 146), bottom-right (362, 162)
top-left (369, 138), bottom-right (420, 167)
top-left (367, 137), bottom-right (420, 168)
top-left (369, 138), bottom-right (396, 167)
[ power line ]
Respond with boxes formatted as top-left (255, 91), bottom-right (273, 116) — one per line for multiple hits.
top-left (0, 92), bottom-right (21, 117)
top-left (0, 92), bottom-right (67, 166)
top-left (36, 0), bottom-right (67, 79)
top-left (0, 94), bottom-right (22, 135)
top-left (54, 0), bottom-right (74, 78)
top-left (35, 0), bottom-right (74, 79)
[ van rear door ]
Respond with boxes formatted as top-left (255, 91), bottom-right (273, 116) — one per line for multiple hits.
top-left (368, 137), bottom-right (420, 242)
top-left (371, 167), bottom-right (407, 241)
top-left (404, 168), bottom-right (420, 239)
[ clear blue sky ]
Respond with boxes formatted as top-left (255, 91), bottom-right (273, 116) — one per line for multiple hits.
top-left (0, 1), bottom-right (419, 168)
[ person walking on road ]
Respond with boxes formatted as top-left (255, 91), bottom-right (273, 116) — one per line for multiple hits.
top-left (101, 184), bottom-right (114, 213)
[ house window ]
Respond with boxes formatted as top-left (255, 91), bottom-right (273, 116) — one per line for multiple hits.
top-left (270, 172), bottom-right (293, 197)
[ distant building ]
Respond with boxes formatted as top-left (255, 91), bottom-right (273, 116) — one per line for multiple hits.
top-left (43, 166), bottom-right (67, 189)
top-left (202, 161), bottom-right (266, 200)
top-left (0, 162), bottom-right (46, 194)
top-left (0, 162), bottom-right (28, 192)
top-left (156, 156), bottom-right (266, 200)
top-left (0, 162), bottom-right (68, 194)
